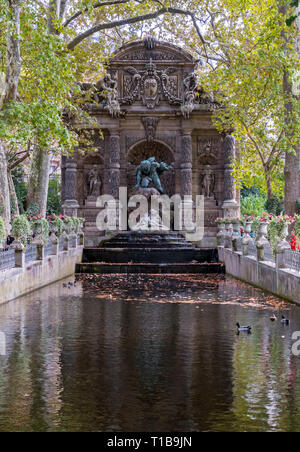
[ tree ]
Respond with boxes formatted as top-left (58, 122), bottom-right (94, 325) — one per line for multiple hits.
top-left (283, 0), bottom-right (300, 215)
top-left (163, 0), bottom-right (299, 202)
top-left (1, 0), bottom-right (299, 220)
top-left (0, 0), bottom-right (21, 232)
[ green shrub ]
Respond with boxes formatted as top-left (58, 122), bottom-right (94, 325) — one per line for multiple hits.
top-left (63, 216), bottom-right (75, 234)
top-left (241, 195), bottom-right (267, 217)
top-left (0, 216), bottom-right (5, 243)
top-left (265, 197), bottom-right (284, 216)
top-left (295, 215), bottom-right (300, 237)
top-left (297, 200), bottom-right (300, 215)
top-left (72, 217), bottom-right (85, 234)
top-left (26, 202), bottom-right (40, 217)
top-left (11, 215), bottom-right (32, 247)
top-left (29, 216), bottom-right (50, 244)
top-left (12, 169), bottom-right (28, 214)
top-left (47, 214), bottom-right (64, 237)
top-left (47, 177), bottom-right (61, 216)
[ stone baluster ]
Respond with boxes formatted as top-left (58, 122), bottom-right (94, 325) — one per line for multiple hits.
top-left (256, 242), bottom-right (265, 262)
top-left (222, 134), bottom-right (238, 217)
top-left (181, 132), bottom-right (193, 198)
top-left (37, 242), bottom-right (44, 260)
top-left (14, 243), bottom-right (25, 268)
top-left (108, 131), bottom-right (121, 199)
top-left (62, 157), bottom-right (80, 217)
top-left (242, 222), bottom-right (252, 256)
top-left (276, 229), bottom-right (291, 270)
top-left (51, 234), bottom-right (59, 255)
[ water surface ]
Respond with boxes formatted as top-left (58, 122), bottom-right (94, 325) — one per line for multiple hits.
top-left (0, 274), bottom-right (299, 432)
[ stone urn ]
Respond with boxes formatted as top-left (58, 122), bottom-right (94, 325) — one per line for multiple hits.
top-left (225, 221), bottom-right (233, 248)
top-left (232, 222), bottom-right (241, 235)
top-left (258, 221), bottom-right (269, 243)
top-left (245, 222), bottom-right (253, 237)
top-left (242, 222), bottom-right (253, 255)
top-left (276, 222), bottom-right (291, 253)
top-left (216, 223), bottom-right (226, 246)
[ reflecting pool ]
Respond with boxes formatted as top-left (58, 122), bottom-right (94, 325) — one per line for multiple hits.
top-left (0, 274), bottom-right (299, 432)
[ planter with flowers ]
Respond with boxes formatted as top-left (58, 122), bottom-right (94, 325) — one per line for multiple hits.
top-left (73, 217), bottom-right (85, 246)
top-left (231, 218), bottom-right (241, 235)
top-left (224, 218), bottom-right (234, 248)
top-left (268, 214), bottom-right (294, 254)
top-left (63, 216), bottom-right (75, 235)
top-left (48, 214), bottom-right (64, 238)
top-left (29, 215), bottom-right (50, 245)
top-left (257, 212), bottom-right (273, 243)
top-left (0, 216), bottom-right (5, 249)
top-left (11, 215), bottom-right (32, 249)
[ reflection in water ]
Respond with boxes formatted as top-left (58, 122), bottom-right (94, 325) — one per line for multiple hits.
top-left (0, 275), bottom-right (299, 432)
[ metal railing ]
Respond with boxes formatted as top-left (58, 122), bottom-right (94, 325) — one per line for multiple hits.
top-left (59, 236), bottom-right (67, 251)
top-left (248, 239), bottom-right (257, 257)
top-left (0, 249), bottom-right (15, 271)
top-left (44, 241), bottom-right (53, 257)
top-left (25, 244), bottom-right (38, 263)
top-left (284, 250), bottom-right (300, 273)
top-left (263, 243), bottom-right (275, 263)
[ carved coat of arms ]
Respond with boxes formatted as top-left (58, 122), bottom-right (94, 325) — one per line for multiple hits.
top-left (121, 59), bottom-right (182, 109)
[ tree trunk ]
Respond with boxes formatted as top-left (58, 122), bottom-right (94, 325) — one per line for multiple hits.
top-left (8, 171), bottom-right (19, 216)
top-left (265, 171), bottom-right (274, 201)
top-left (26, 147), bottom-right (50, 215)
top-left (0, 143), bottom-right (11, 232)
top-left (0, 0), bottom-right (21, 232)
top-left (25, 1), bottom-right (59, 216)
top-left (283, 3), bottom-right (300, 215)
top-left (4, 0), bottom-right (21, 104)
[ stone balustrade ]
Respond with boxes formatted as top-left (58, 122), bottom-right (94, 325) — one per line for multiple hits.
top-left (218, 222), bottom-right (300, 303)
top-left (0, 233), bottom-right (84, 271)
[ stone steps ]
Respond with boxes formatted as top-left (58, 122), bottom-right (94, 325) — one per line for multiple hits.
top-left (82, 247), bottom-right (218, 264)
top-left (76, 262), bottom-right (225, 274)
top-left (77, 232), bottom-right (223, 274)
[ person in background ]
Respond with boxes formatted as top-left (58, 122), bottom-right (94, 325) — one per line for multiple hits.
top-left (6, 235), bottom-right (15, 246)
top-left (290, 230), bottom-right (300, 251)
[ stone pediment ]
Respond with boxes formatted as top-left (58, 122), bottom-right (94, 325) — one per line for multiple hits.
top-left (111, 38), bottom-right (195, 64)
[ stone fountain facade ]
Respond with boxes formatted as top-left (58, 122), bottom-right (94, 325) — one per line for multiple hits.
top-left (62, 38), bottom-right (240, 246)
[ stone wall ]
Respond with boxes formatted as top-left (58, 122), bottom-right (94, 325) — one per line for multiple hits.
top-left (0, 247), bottom-right (83, 304)
top-left (218, 247), bottom-right (300, 304)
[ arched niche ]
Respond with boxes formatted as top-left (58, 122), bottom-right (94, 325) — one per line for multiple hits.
top-left (77, 154), bottom-right (104, 206)
top-left (127, 140), bottom-right (175, 196)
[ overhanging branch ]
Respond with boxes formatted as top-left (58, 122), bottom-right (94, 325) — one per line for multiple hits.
top-left (67, 7), bottom-right (208, 51)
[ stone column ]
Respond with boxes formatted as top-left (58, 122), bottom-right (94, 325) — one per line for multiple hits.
top-left (222, 134), bottom-right (239, 218)
top-left (181, 132), bottom-right (193, 198)
top-left (62, 157), bottom-right (79, 217)
top-left (108, 131), bottom-right (121, 199)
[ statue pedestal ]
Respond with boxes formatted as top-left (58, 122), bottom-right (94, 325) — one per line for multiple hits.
top-left (85, 196), bottom-right (98, 207)
top-left (204, 197), bottom-right (217, 208)
top-left (129, 187), bottom-right (170, 232)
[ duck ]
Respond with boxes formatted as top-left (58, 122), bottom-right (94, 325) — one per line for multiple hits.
top-left (281, 315), bottom-right (290, 325)
top-left (236, 323), bottom-right (252, 333)
top-left (270, 314), bottom-right (278, 322)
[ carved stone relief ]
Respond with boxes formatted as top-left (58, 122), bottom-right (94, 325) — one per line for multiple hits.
top-left (142, 117), bottom-right (159, 143)
top-left (121, 60), bottom-right (182, 108)
top-left (197, 137), bottom-right (222, 165)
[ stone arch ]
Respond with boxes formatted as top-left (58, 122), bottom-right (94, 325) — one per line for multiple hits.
top-left (127, 140), bottom-right (175, 196)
